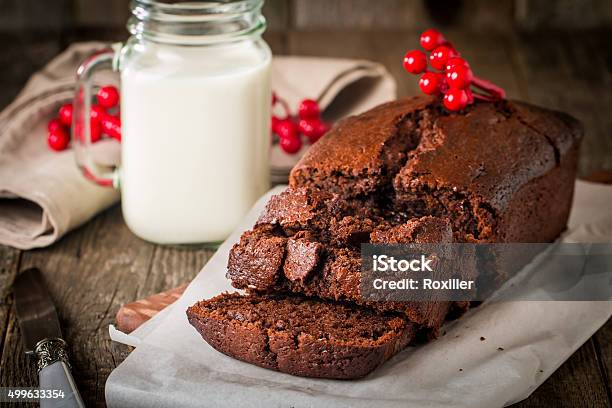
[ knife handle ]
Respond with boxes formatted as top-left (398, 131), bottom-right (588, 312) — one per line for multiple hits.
top-left (35, 338), bottom-right (85, 408)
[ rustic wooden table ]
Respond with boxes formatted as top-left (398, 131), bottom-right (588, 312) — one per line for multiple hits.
top-left (1, 30), bottom-right (611, 407)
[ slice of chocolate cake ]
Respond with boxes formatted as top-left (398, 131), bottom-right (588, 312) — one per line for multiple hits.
top-left (187, 292), bottom-right (415, 379)
top-left (227, 214), bottom-right (456, 332)
top-left (256, 186), bottom-right (384, 240)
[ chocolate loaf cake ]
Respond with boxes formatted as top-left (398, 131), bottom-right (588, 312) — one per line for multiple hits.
top-left (190, 96), bottom-right (581, 379)
top-left (187, 292), bottom-right (415, 379)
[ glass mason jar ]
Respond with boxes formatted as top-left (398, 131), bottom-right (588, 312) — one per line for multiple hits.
top-left (73, 0), bottom-right (272, 245)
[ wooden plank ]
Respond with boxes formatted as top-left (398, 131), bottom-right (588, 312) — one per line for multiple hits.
top-left (507, 31), bottom-right (612, 407)
top-left (0, 245), bottom-right (31, 406)
top-left (560, 31), bottom-right (612, 177)
top-left (0, 245), bottom-right (21, 371)
top-left (579, 31), bottom-right (612, 175)
top-left (12, 205), bottom-right (156, 406)
top-left (264, 31), bottom-right (287, 55)
top-left (71, 0), bottom-right (290, 32)
top-left (594, 320), bottom-right (612, 402)
top-left (73, 0), bottom-right (130, 29)
top-left (291, 0), bottom-right (422, 30)
top-left (0, 34), bottom-right (62, 109)
top-left (291, 0), bottom-right (514, 32)
top-left (0, 0), bottom-right (70, 31)
top-left (515, 0), bottom-right (612, 31)
top-left (73, 0), bottom-right (289, 32)
top-left (263, 0), bottom-right (291, 32)
top-left (2, 204), bottom-right (215, 406)
top-left (509, 32), bottom-right (612, 177)
top-left (287, 29), bottom-right (420, 97)
top-left (512, 339), bottom-right (610, 407)
top-left (133, 243), bottom-right (213, 302)
top-left (0, 314), bottom-right (37, 408)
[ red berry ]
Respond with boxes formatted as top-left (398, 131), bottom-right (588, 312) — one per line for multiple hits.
top-left (420, 29), bottom-right (445, 51)
top-left (101, 116), bottom-right (122, 141)
top-left (47, 127), bottom-right (70, 151)
top-left (443, 89), bottom-right (469, 111)
top-left (298, 119), bottom-right (314, 136)
top-left (299, 119), bottom-right (329, 143)
top-left (90, 105), bottom-right (107, 122)
top-left (75, 120), bottom-right (103, 143)
top-left (446, 65), bottom-right (473, 89)
top-left (279, 135), bottom-right (302, 154)
top-left (429, 45), bottom-right (455, 71)
top-left (90, 121), bottom-right (102, 142)
top-left (97, 86), bottom-right (120, 108)
top-left (271, 115), bottom-right (282, 133)
top-left (58, 103), bottom-right (73, 126)
top-left (310, 121), bottom-right (330, 143)
top-left (275, 119), bottom-right (297, 139)
top-left (48, 118), bottom-right (64, 133)
top-left (418, 72), bottom-right (441, 95)
top-left (298, 99), bottom-right (320, 120)
top-left (445, 56), bottom-right (470, 72)
top-left (403, 50), bottom-right (427, 74)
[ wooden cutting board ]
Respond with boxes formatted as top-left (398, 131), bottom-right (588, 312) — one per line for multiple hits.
top-left (115, 284), bottom-right (187, 333)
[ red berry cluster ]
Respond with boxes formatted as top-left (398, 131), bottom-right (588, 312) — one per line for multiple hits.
top-left (47, 86), bottom-right (122, 151)
top-left (271, 93), bottom-right (331, 154)
top-left (403, 29), bottom-right (506, 111)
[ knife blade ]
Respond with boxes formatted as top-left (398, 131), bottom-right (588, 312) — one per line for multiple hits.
top-left (13, 267), bottom-right (63, 353)
top-left (13, 267), bottom-right (85, 408)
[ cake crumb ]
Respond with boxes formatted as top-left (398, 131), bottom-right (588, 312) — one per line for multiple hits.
top-left (480, 336), bottom-right (486, 341)
top-left (459, 368), bottom-right (463, 372)
top-left (497, 347), bottom-right (504, 351)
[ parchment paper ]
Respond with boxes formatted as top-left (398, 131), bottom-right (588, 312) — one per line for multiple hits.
top-left (106, 181), bottom-right (612, 408)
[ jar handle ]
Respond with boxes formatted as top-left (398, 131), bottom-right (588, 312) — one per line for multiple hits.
top-left (73, 44), bottom-right (122, 188)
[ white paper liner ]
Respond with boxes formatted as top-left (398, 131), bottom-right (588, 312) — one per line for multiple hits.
top-left (106, 181), bottom-right (612, 408)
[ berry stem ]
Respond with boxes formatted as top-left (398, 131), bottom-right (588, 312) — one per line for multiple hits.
top-left (465, 88), bottom-right (474, 104)
top-left (274, 93), bottom-right (292, 117)
top-left (471, 77), bottom-right (506, 100)
top-left (471, 91), bottom-right (499, 102)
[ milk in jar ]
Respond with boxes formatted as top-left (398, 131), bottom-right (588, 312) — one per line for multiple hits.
top-left (72, 0), bottom-right (273, 245)
top-left (120, 40), bottom-right (271, 244)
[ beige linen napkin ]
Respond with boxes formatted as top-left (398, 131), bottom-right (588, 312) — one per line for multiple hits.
top-left (0, 42), bottom-right (396, 250)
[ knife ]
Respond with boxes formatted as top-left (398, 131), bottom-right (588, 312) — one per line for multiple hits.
top-left (13, 267), bottom-right (85, 408)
